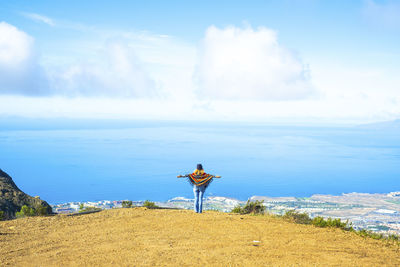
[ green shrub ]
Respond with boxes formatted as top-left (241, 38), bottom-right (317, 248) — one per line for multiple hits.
top-left (283, 211), bottom-right (398, 243)
top-left (357, 229), bottom-right (384, 240)
top-left (122, 200), bottom-right (133, 208)
top-left (356, 230), bottom-right (400, 243)
top-left (35, 205), bottom-right (49, 216)
top-left (243, 200), bottom-right (265, 214)
top-left (283, 210), bottom-right (312, 224)
top-left (16, 205), bottom-right (36, 218)
top-left (143, 200), bottom-right (158, 208)
top-left (284, 212), bottom-right (352, 230)
top-left (231, 205), bottom-right (244, 214)
top-left (388, 234), bottom-right (399, 241)
top-left (326, 218), bottom-right (348, 228)
top-left (311, 216), bottom-right (327, 227)
top-left (311, 216), bottom-right (351, 230)
top-left (231, 200), bottom-right (265, 215)
top-left (0, 211), bottom-right (4, 221)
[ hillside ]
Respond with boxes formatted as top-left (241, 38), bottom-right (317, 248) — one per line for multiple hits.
top-left (0, 169), bottom-right (52, 219)
top-left (1, 208), bottom-right (399, 266)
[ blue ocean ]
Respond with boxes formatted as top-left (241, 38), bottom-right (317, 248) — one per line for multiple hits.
top-left (0, 119), bottom-right (399, 204)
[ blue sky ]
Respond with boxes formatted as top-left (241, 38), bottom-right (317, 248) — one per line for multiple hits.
top-left (0, 0), bottom-right (400, 123)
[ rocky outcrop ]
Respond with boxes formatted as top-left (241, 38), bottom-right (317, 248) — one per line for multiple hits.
top-left (0, 169), bottom-right (52, 219)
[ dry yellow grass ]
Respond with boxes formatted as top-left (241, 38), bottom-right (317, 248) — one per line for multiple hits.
top-left (1, 208), bottom-right (399, 266)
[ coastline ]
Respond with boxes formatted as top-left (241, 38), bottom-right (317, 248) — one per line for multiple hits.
top-left (51, 191), bottom-right (400, 235)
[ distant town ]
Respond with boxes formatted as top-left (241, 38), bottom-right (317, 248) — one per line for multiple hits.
top-left (52, 192), bottom-right (400, 235)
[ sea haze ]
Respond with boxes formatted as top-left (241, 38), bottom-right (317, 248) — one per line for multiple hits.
top-left (0, 119), bottom-right (399, 204)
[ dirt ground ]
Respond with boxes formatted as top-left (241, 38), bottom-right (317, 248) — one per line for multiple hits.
top-left (1, 208), bottom-right (399, 266)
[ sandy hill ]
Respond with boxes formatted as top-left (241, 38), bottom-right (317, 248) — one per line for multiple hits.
top-left (1, 208), bottom-right (399, 266)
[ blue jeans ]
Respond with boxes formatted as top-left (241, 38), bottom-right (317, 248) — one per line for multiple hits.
top-left (193, 185), bottom-right (206, 213)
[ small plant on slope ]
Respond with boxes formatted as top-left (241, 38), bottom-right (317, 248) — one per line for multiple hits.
top-left (122, 200), bottom-right (133, 208)
top-left (283, 210), bottom-right (312, 224)
top-left (15, 205), bottom-right (36, 218)
top-left (231, 200), bottom-right (265, 215)
top-left (35, 204), bottom-right (50, 216)
top-left (143, 200), bottom-right (158, 208)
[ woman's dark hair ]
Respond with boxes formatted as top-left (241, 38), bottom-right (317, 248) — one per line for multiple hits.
top-left (197, 164), bottom-right (203, 170)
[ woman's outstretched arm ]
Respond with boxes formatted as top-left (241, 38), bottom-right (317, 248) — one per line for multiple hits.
top-left (207, 174), bottom-right (222, 178)
top-left (177, 174), bottom-right (221, 178)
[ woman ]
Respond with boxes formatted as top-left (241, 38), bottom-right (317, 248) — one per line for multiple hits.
top-left (177, 164), bottom-right (221, 213)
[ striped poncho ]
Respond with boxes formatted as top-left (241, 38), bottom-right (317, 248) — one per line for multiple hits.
top-left (186, 169), bottom-right (215, 187)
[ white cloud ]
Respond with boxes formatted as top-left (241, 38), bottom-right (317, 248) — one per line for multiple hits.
top-left (0, 22), bottom-right (32, 66)
top-left (0, 22), bottom-right (49, 95)
top-left (0, 22), bottom-right (157, 98)
top-left (1, 21), bottom-right (399, 124)
top-left (48, 41), bottom-right (156, 97)
top-left (195, 25), bottom-right (313, 100)
top-left (22, 12), bottom-right (55, 26)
